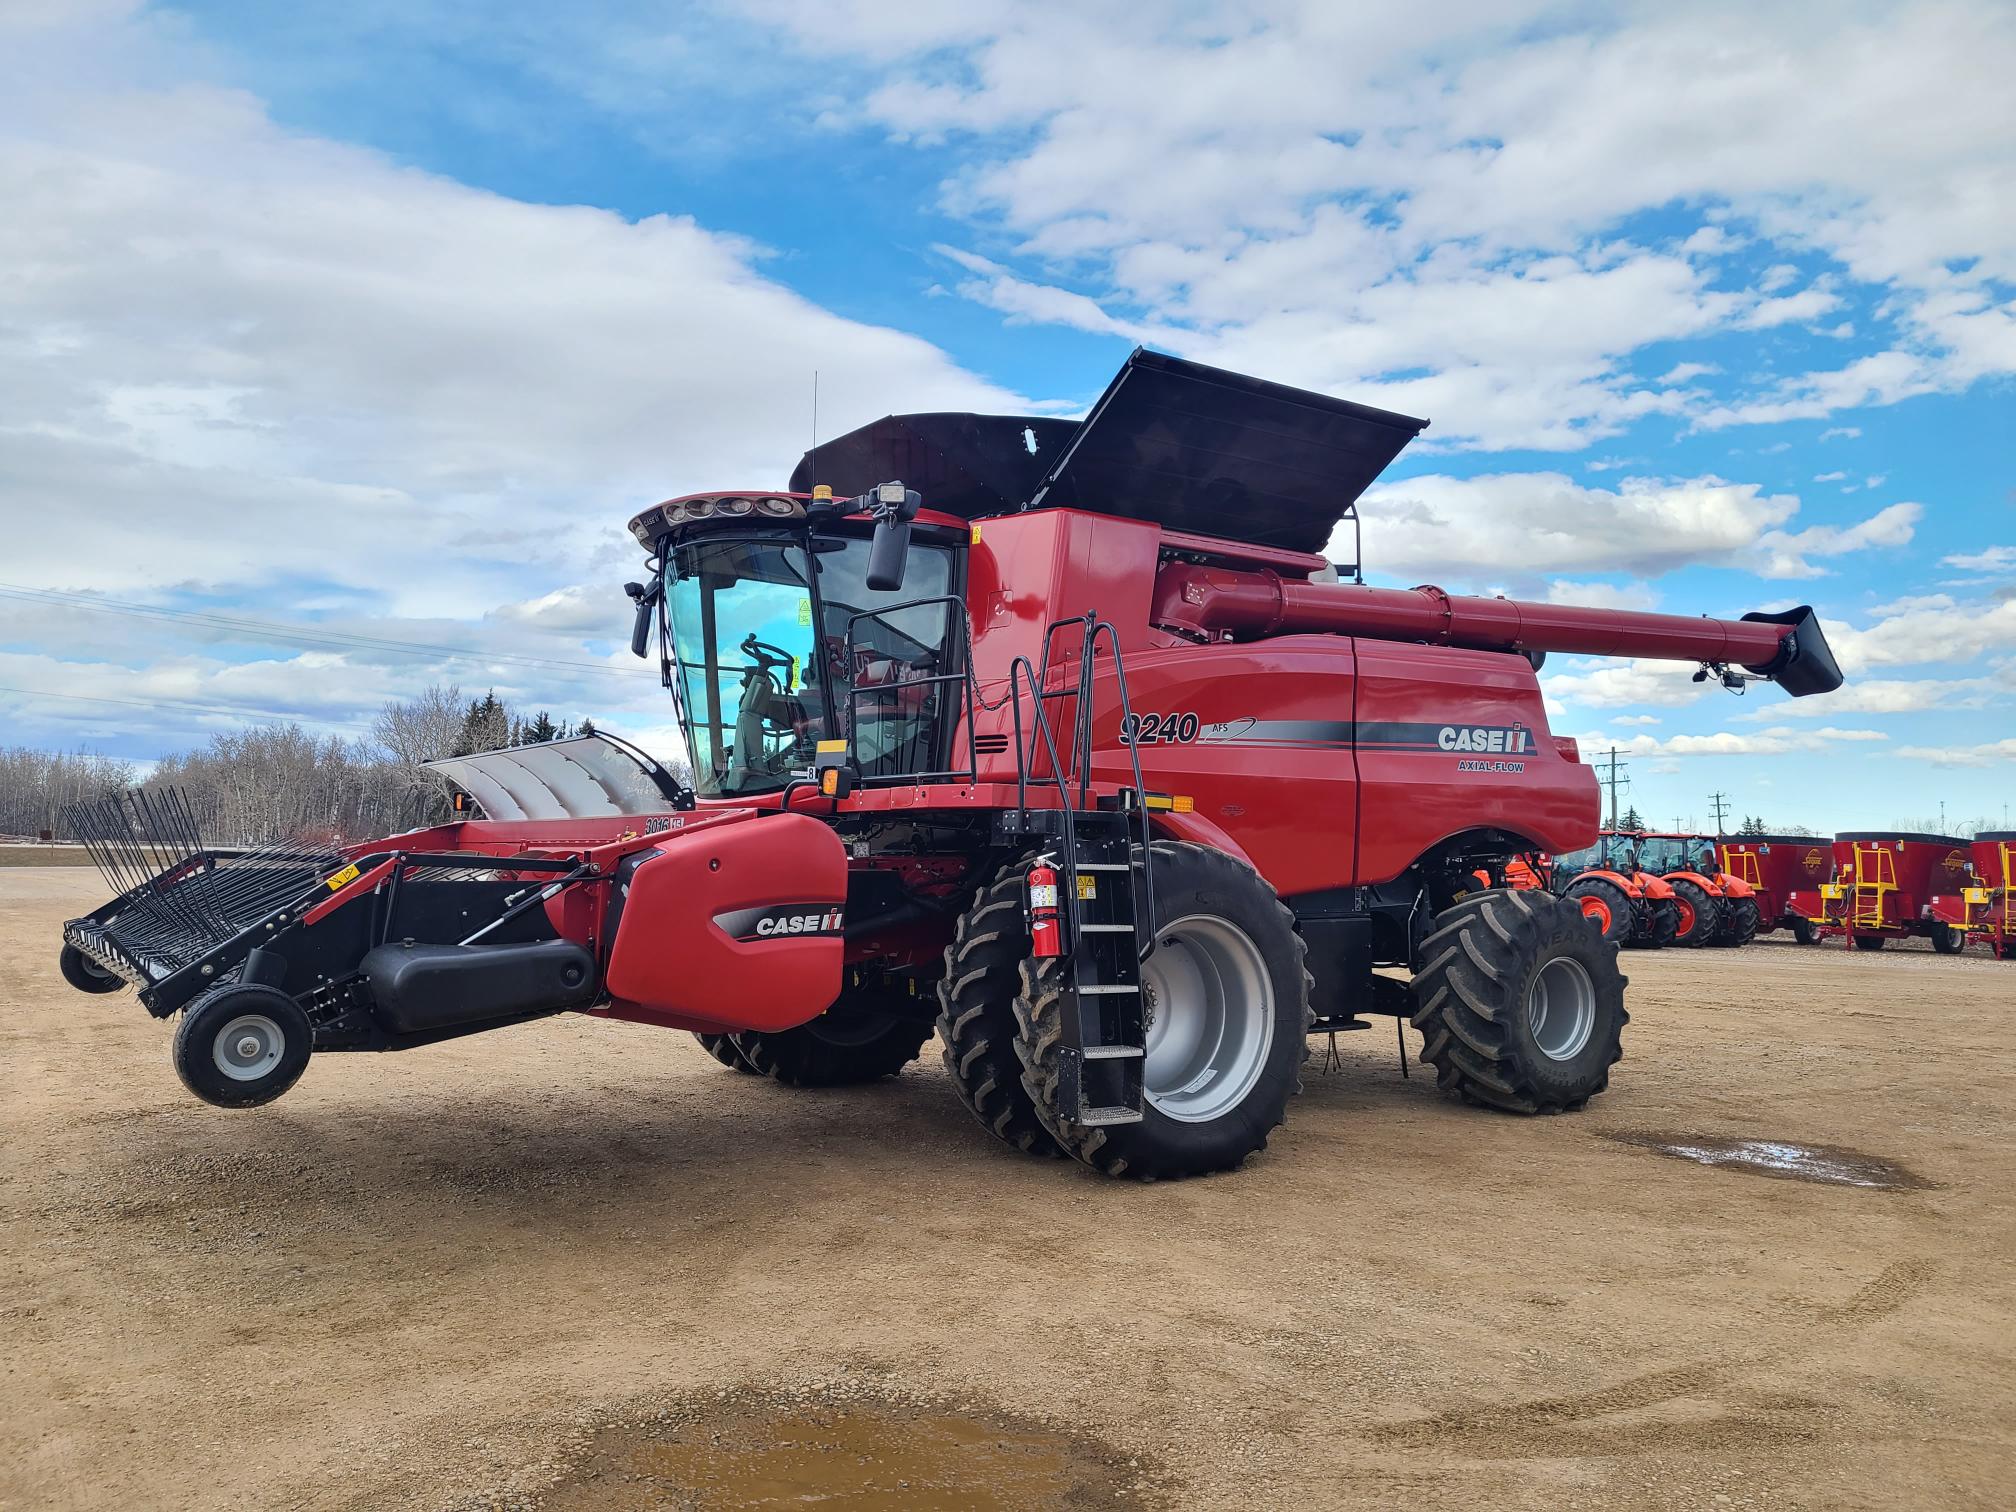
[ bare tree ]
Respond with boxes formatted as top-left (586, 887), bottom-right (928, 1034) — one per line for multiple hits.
top-left (374, 684), bottom-right (463, 767)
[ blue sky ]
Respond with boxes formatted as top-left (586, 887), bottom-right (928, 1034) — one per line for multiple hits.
top-left (1, 1), bottom-right (2012, 833)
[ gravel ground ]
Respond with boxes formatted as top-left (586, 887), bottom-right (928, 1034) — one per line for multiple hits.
top-left (4, 868), bottom-right (2012, 1510)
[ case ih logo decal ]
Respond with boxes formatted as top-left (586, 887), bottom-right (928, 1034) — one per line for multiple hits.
top-left (712, 905), bottom-right (845, 941)
top-left (1436, 724), bottom-right (1532, 755)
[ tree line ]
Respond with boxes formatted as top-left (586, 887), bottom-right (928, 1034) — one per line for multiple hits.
top-left (2, 687), bottom-right (644, 846)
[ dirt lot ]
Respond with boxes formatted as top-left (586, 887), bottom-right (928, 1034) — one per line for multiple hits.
top-left (5, 867), bottom-right (2013, 1510)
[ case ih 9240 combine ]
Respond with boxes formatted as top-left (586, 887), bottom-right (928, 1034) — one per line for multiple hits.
top-left (56, 352), bottom-right (1845, 1180)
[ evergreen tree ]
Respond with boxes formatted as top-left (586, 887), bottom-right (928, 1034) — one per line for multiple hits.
top-left (1619, 804), bottom-right (1645, 831)
top-left (526, 710), bottom-right (559, 743)
top-left (578, 717), bottom-right (598, 738)
top-left (452, 692), bottom-right (510, 756)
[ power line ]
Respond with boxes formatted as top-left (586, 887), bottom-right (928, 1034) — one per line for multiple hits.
top-left (1709, 790), bottom-right (1731, 835)
top-left (1598, 747), bottom-right (1630, 830)
top-left (0, 583), bottom-right (641, 679)
top-left (0, 683), bottom-right (376, 734)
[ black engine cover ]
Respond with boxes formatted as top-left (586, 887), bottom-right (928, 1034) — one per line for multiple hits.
top-left (360, 939), bottom-right (597, 1035)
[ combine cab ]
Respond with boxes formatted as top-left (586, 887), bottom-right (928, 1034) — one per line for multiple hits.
top-left (1633, 833), bottom-right (1761, 947)
top-left (1789, 832), bottom-right (1975, 952)
top-left (57, 349), bottom-right (1846, 1180)
top-left (1718, 834), bottom-right (1834, 943)
top-left (1548, 834), bottom-right (1680, 949)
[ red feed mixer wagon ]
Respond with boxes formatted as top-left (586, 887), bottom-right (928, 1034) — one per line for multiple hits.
top-left (1966, 832), bottom-right (2016, 959)
top-left (1789, 832), bottom-right (1977, 953)
top-left (1718, 834), bottom-right (1835, 943)
top-left (54, 350), bottom-right (1845, 1181)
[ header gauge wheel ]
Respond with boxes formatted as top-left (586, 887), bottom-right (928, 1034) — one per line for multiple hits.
top-left (172, 983), bottom-right (313, 1109)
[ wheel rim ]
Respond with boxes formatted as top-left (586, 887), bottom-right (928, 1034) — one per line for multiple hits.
top-left (1674, 899), bottom-right (1696, 935)
top-left (213, 1013), bottom-right (285, 1082)
top-left (1579, 895), bottom-right (1612, 934)
top-left (1140, 914), bottom-right (1274, 1124)
top-left (1526, 956), bottom-right (1596, 1061)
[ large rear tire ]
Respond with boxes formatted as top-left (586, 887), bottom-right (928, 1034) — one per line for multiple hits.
top-left (1667, 878), bottom-right (1721, 947)
top-left (1014, 841), bottom-right (1311, 1180)
top-left (692, 1033), bottom-right (760, 1074)
top-left (936, 863), bottom-right (1065, 1159)
top-left (1646, 899), bottom-right (1680, 949)
top-left (1722, 896), bottom-right (1761, 947)
top-left (1564, 876), bottom-right (1632, 946)
top-left (730, 982), bottom-right (934, 1088)
top-left (1411, 889), bottom-right (1628, 1115)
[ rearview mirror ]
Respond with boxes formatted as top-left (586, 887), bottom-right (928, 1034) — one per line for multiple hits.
top-left (625, 581), bottom-right (659, 658)
top-left (865, 518), bottom-right (912, 593)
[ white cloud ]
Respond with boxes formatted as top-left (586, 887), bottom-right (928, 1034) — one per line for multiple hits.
top-left (1825, 596), bottom-right (2016, 673)
top-left (1571, 725), bottom-right (1890, 757)
top-left (1354, 473), bottom-right (1914, 584)
top-left (1820, 426), bottom-right (1862, 440)
top-left (1544, 579), bottom-right (1661, 611)
top-left (1656, 362), bottom-right (1718, 385)
top-left (1814, 471), bottom-right (1849, 482)
top-left (0, 7), bottom-right (1020, 750)
top-left (754, 0), bottom-right (2016, 444)
top-left (1732, 676), bottom-right (1996, 718)
top-left (1892, 738), bottom-right (2016, 767)
top-left (1944, 545), bottom-right (2016, 571)
top-left (1545, 658), bottom-right (1707, 711)
top-left (1613, 713), bottom-right (1661, 726)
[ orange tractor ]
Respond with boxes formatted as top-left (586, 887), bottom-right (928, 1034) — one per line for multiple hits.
top-left (1630, 833), bottom-right (1761, 946)
top-left (1544, 834), bottom-right (1681, 948)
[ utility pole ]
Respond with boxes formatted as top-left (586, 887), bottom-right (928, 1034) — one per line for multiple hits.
top-left (1709, 791), bottom-right (1731, 836)
top-left (1599, 747), bottom-right (1629, 830)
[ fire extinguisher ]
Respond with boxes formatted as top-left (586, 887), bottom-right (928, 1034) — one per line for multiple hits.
top-left (1027, 855), bottom-right (1062, 958)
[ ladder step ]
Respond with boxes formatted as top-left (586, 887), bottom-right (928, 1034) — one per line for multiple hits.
top-left (1082, 1045), bottom-right (1145, 1060)
top-left (1076, 1105), bottom-right (1144, 1127)
top-left (1078, 923), bottom-right (1134, 933)
top-left (1076, 984), bottom-right (1139, 996)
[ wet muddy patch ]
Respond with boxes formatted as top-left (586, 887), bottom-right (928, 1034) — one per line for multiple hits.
top-left (533, 1387), bottom-right (1155, 1511)
top-left (1607, 1132), bottom-right (1934, 1190)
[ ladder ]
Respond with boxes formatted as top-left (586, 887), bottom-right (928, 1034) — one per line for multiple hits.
top-left (996, 614), bottom-right (1156, 1127)
top-left (1847, 842), bottom-right (1897, 931)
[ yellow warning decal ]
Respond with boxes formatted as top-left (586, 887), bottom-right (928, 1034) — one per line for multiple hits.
top-left (816, 739), bottom-right (848, 753)
top-left (970, 524), bottom-right (982, 544)
top-left (325, 863), bottom-right (361, 891)
top-left (1077, 875), bottom-right (1098, 900)
top-left (797, 599), bottom-right (813, 627)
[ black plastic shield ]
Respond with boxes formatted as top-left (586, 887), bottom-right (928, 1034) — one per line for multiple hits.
top-left (1027, 350), bottom-right (1428, 552)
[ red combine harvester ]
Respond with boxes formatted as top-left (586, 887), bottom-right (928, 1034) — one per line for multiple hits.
top-left (1789, 832), bottom-right (1973, 952)
top-left (56, 351), bottom-right (1844, 1180)
top-left (1631, 832), bottom-right (1762, 947)
top-left (1718, 833), bottom-right (1833, 943)
top-left (1965, 832), bottom-right (2016, 959)
top-left (1546, 833), bottom-right (1680, 949)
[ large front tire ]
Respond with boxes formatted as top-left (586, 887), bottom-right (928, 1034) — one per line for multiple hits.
top-left (1563, 876), bottom-right (1631, 946)
top-left (1667, 878), bottom-right (1721, 947)
top-left (730, 982), bottom-right (934, 1087)
top-left (936, 864), bottom-right (1064, 1159)
top-left (1015, 841), bottom-right (1311, 1180)
top-left (1411, 890), bottom-right (1628, 1115)
top-left (692, 1033), bottom-right (760, 1073)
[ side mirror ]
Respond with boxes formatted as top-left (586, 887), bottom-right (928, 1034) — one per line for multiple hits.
top-left (862, 481), bottom-right (922, 593)
top-left (625, 581), bottom-right (659, 659)
top-left (865, 518), bottom-right (912, 592)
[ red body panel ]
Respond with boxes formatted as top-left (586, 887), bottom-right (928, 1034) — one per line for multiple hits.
top-left (601, 812), bottom-right (846, 1033)
top-left (1805, 833), bottom-right (1974, 941)
top-left (947, 510), bottom-right (1599, 892)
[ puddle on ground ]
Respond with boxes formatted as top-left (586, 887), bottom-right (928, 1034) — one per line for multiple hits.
top-left (1607, 1132), bottom-right (1934, 1190)
top-left (537, 1395), bottom-right (1148, 1511)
